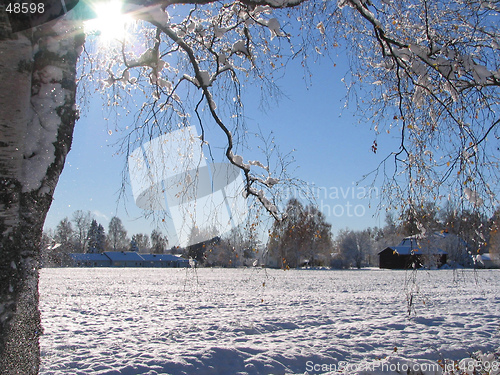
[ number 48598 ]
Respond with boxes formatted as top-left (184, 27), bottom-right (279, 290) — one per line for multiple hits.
top-left (6, 3), bottom-right (45, 14)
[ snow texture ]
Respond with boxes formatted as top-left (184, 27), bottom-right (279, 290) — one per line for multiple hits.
top-left (248, 160), bottom-right (269, 171)
top-left (157, 78), bottom-right (172, 92)
top-left (316, 22), bottom-right (325, 35)
top-left (264, 177), bottom-right (279, 187)
top-left (23, 74), bottom-right (65, 192)
top-left (232, 40), bottom-right (249, 55)
top-left (137, 48), bottom-right (157, 66)
top-left (195, 70), bottom-right (211, 87)
top-left (147, 6), bottom-right (170, 26)
top-left (39, 268), bottom-right (500, 374)
top-left (464, 187), bottom-right (483, 206)
top-left (21, 19), bottom-right (80, 193)
top-left (265, 18), bottom-right (282, 39)
top-left (228, 151), bottom-right (250, 171)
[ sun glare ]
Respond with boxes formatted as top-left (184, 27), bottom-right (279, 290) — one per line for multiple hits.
top-left (85, 0), bottom-right (132, 42)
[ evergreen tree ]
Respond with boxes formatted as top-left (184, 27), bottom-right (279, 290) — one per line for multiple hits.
top-left (87, 220), bottom-right (106, 253)
top-left (54, 217), bottom-right (75, 253)
top-left (97, 224), bottom-right (106, 253)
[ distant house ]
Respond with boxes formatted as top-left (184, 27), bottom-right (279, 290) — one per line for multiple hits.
top-left (68, 251), bottom-right (191, 268)
top-left (139, 253), bottom-right (190, 268)
top-left (104, 251), bottom-right (145, 267)
top-left (379, 235), bottom-right (447, 269)
top-left (69, 253), bottom-right (111, 267)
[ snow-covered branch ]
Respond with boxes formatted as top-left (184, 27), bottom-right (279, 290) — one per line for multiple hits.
top-left (341, 0), bottom-right (500, 214)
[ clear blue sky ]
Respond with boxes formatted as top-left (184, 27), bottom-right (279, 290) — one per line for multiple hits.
top-left (44, 42), bottom-right (400, 244)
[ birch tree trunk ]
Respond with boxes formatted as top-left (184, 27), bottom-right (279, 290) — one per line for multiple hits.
top-left (0, 11), bottom-right (84, 373)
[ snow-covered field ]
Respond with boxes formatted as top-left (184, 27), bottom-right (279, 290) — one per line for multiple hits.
top-left (39, 268), bottom-right (500, 374)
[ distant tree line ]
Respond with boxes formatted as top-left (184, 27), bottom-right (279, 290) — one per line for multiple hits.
top-left (267, 199), bottom-right (500, 269)
top-left (267, 199), bottom-right (333, 269)
top-left (43, 202), bottom-right (500, 269)
top-left (42, 210), bottom-right (262, 268)
top-left (182, 226), bottom-right (262, 268)
top-left (41, 210), bottom-right (169, 267)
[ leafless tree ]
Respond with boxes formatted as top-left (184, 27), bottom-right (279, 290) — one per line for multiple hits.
top-left (72, 209), bottom-right (92, 252)
top-left (108, 216), bottom-right (129, 250)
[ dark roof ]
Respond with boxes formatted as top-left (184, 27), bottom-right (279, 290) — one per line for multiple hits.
top-left (381, 246), bottom-right (447, 256)
top-left (104, 251), bottom-right (144, 261)
top-left (69, 252), bottom-right (190, 264)
top-left (379, 235), bottom-right (448, 255)
top-left (139, 254), bottom-right (187, 262)
top-left (69, 253), bottom-right (111, 262)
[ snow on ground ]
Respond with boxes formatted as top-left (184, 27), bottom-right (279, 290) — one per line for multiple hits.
top-left (39, 268), bottom-right (500, 374)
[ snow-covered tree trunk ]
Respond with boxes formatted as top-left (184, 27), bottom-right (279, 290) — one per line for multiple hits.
top-left (0, 15), bottom-right (84, 373)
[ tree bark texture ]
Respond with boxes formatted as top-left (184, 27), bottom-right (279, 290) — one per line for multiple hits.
top-left (0, 12), bottom-right (84, 374)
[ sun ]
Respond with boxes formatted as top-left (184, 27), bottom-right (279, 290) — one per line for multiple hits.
top-left (84, 0), bottom-right (133, 42)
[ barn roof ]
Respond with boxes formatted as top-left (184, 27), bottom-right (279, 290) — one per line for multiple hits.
top-left (69, 253), bottom-right (111, 262)
top-left (381, 246), bottom-right (447, 255)
top-left (139, 253), bottom-right (186, 262)
top-left (378, 235), bottom-right (448, 255)
top-left (104, 251), bottom-right (144, 261)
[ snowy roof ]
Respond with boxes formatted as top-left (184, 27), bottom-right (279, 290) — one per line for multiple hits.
top-left (104, 251), bottom-right (144, 261)
top-left (69, 253), bottom-right (110, 262)
top-left (384, 246), bottom-right (447, 256)
top-left (379, 235), bottom-right (448, 255)
top-left (139, 254), bottom-right (187, 262)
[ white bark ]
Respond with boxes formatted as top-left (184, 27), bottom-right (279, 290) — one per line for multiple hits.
top-left (0, 34), bottom-right (32, 233)
top-left (0, 14), bottom-right (84, 373)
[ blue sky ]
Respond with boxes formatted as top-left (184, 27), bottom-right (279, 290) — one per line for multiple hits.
top-left (44, 39), bottom-right (400, 244)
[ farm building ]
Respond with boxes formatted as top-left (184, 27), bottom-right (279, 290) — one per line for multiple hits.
top-left (105, 251), bottom-right (145, 267)
top-left (68, 251), bottom-right (190, 268)
top-left (379, 236), bottom-right (447, 269)
top-left (69, 253), bottom-right (111, 267)
top-left (139, 253), bottom-right (190, 268)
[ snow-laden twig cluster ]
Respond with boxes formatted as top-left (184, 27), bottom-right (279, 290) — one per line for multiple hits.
top-left (339, 0), bottom-right (499, 222)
